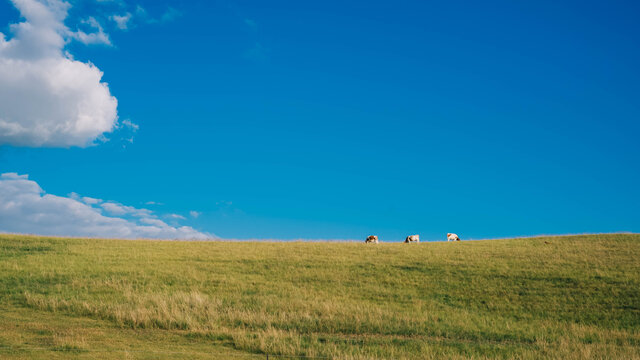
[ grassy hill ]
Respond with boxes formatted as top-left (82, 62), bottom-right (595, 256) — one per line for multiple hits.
top-left (0, 233), bottom-right (638, 359)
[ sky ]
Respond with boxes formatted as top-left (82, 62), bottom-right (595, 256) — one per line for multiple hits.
top-left (0, 0), bottom-right (638, 241)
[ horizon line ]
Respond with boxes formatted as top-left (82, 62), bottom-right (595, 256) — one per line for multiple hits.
top-left (0, 231), bottom-right (635, 243)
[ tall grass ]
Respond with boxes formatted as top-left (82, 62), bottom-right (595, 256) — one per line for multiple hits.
top-left (1, 234), bottom-right (639, 359)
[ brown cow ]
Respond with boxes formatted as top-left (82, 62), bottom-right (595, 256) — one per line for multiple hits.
top-left (447, 233), bottom-right (460, 241)
top-left (404, 234), bottom-right (420, 243)
top-left (365, 235), bottom-right (379, 244)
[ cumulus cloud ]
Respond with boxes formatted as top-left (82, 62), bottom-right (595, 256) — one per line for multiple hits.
top-left (190, 210), bottom-right (201, 218)
top-left (0, 173), bottom-right (213, 240)
top-left (0, 0), bottom-right (119, 147)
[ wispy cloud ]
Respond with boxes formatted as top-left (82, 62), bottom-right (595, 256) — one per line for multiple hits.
top-left (244, 18), bottom-right (257, 28)
top-left (159, 7), bottom-right (181, 23)
top-left (82, 196), bottom-right (102, 205)
top-left (189, 211), bottom-right (201, 218)
top-left (70, 16), bottom-right (111, 45)
top-left (110, 12), bottom-right (132, 30)
top-left (244, 42), bottom-right (269, 61)
top-left (134, 5), bottom-right (182, 25)
top-left (104, 3), bottom-right (182, 31)
top-left (69, 192), bottom-right (103, 205)
top-left (101, 202), bottom-right (152, 217)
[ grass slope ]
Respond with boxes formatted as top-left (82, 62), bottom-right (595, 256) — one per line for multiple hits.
top-left (0, 233), bottom-right (639, 359)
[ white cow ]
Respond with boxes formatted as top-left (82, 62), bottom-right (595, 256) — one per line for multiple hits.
top-left (405, 234), bottom-right (420, 243)
top-left (447, 233), bottom-right (460, 241)
top-left (365, 235), bottom-right (379, 244)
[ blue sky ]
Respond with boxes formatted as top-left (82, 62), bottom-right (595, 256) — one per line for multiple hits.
top-left (0, 0), bottom-right (638, 241)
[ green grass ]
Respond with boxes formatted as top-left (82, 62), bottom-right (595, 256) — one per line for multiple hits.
top-left (0, 233), bottom-right (639, 359)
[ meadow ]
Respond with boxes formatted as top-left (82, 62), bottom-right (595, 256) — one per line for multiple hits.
top-left (0, 233), bottom-right (638, 359)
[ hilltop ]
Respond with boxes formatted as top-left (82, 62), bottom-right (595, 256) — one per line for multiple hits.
top-left (0, 233), bottom-right (639, 359)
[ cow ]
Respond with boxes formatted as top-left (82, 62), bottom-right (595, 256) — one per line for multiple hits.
top-left (365, 235), bottom-right (379, 244)
top-left (447, 233), bottom-right (460, 241)
top-left (405, 234), bottom-right (420, 243)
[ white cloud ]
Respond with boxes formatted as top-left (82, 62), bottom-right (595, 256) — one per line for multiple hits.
top-left (139, 217), bottom-right (168, 227)
top-left (81, 196), bottom-right (102, 205)
top-left (70, 17), bottom-right (111, 45)
top-left (100, 202), bottom-right (151, 217)
top-left (0, 0), bottom-right (119, 147)
top-left (105, 5), bottom-right (181, 32)
top-left (0, 173), bottom-right (213, 240)
top-left (119, 119), bottom-right (138, 130)
top-left (190, 210), bottom-right (201, 218)
top-left (110, 12), bottom-right (131, 30)
top-left (69, 192), bottom-right (102, 205)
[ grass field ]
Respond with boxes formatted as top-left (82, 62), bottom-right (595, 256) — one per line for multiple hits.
top-left (0, 233), bottom-right (639, 359)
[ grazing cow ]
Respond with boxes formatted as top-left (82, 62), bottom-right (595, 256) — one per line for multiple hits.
top-left (405, 234), bottom-right (420, 243)
top-left (447, 233), bottom-right (460, 241)
top-left (365, 235), bottom-right (379, 244)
